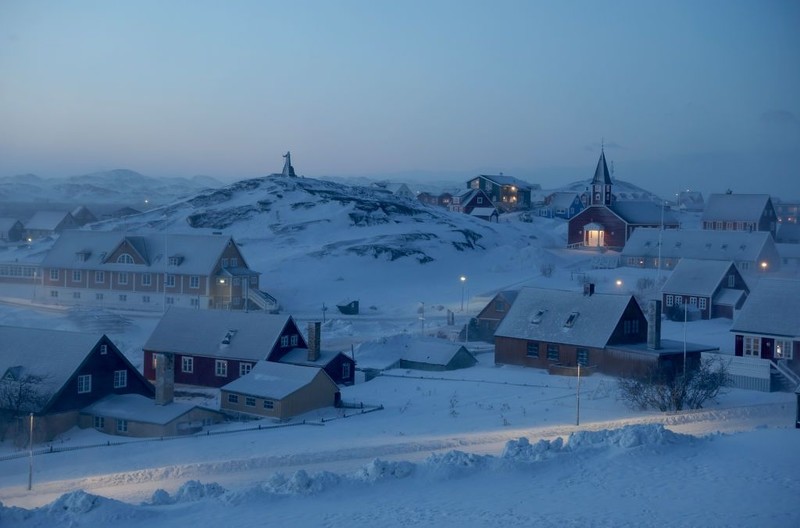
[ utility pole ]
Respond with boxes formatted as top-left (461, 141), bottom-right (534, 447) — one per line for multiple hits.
top-left (28, 413), bottom-right (33, 491)
top-left (576, 364), bottom-right (582, 426)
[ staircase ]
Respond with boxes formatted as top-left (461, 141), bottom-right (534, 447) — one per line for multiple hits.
top-left (246, 288), bottom-right (279, 313)
top-left (770, 359), bottom-right (800, 392)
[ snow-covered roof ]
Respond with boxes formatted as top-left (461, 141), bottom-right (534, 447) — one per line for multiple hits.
top-left (0, 217), bottom-right (22, 230)
top-left (143, 307), bottom-right (292, 361)
top-left (494, 287), bottom-right (638, 348)
top-left (611, 201), bottom-right (679, 225)
top-left (621, 228), bottom-right (773, 261)
top-left (730, 278), bottom-right (800, 338)
top-left (82, 394), bottom-right (209, 425)
top-left (714, 288), bottom-right (746, 307)
top-left (221, 361), bottom-right (326, 399)
top-left (0, 326), bottom-right (101, 411)
top-left (776, 223), bottom-right (800, 243)
top-left (661, 259), bottom-right (739, 296)
top-left (476, 174), bottom-right (536, 190)
top-left (548, 192), bottom-right (580, 210)
top-left (278, 347), bottom-right (345, 368)
top-left (355, 334), bottom-right (469, 370)
top-left (777, 243), bottom-right (800, 259)
top-left (399, 341), bottom-right (471, 367)
top-left (592, 151), bottom-right (612, 185)
top-left (470, 207), bottom-right (497, 217)
top-left (41, 230), bottom-right (242, 275)
top-left (25, 211), bottom-right (72, 231)
top-left (702, 194), bottom-right (771, 223)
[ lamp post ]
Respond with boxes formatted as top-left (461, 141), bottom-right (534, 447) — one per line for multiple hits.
top-left (28, 413), bottom-right (33, 491)
top-left (459, 275), bottom-right (467, 311)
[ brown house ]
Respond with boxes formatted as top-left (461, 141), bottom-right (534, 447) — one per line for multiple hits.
top-left (494, 286), bottom-right (717, 377)
top-left (568, 150), bottom-right (679, 250)
top-left (702, 193), bottom-right (777, 238)
top-left (661, 259), bottom-right (749, 320)
top-left (0, 326), bottom-right (154, 442)
top-left (474, 290), bottom-right (519, 342)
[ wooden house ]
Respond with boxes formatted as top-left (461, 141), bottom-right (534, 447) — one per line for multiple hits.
top-left (776, 223), bottom-right (800, 244)
top-left (474, 290), bottom-right (519, 342)
top-left (449, 189), bottom-right (495, 215)
top-left (676, 191), bottom-right (704, 212)
top-left (372, 182), bottom-right (415, 200)
top-left (24, 210), bottom-right (78, 241)
top-left (568, 151), bottom-right (679, 250)
top-left (71, 205), bottom-right (98, 226)
top-left (730, 278), bottom-right (800, 390)
top-left (702, 193), bottom-right (777, 238)
top-left (469, 207), bottom-right (500, 222)
top-left (0, 326), bottom-right (154, 442)
top-left (774, 199), bottom-right (799, 224)
top-left (494, 286), bottom-right (718, 377)
top-left (466, 174), bottom-right (538, 211)
top-left (661, 259), bottom-right (749, 320)
top-left (620, 228), bottom-right (780, 274)
top-left (220, 361), bottom-right (340, 420)
top-left (0, 218), bottom-right (24, 242)
top-left (37, 230), bottom-right (277, 312)
top-left (541, 192), bottom-right (585, 219)
top-left (396, 341), bottom-right (477, 371)
top-left (143, 310), bottom-right (354, 388)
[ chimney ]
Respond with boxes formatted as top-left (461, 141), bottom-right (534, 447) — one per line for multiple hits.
top-left (154, 352), bottom-right (175, 405)
top-left (647, 299), bottom-right (662, 350)
top-left (307, 321), bottom-right (321, 362)
top-left (583, 283), bottom-right (595, 296)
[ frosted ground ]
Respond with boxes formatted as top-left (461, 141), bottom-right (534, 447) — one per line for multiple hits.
top-left (0, 176), bottom-right (798, 527)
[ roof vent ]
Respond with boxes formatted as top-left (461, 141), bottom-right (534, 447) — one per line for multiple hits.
top-left (564, 312), bottom-right (579, 328)
top-left (221, 329), bottom-right (237, 345)
top-left (531, 309), bottom-right (546, 324)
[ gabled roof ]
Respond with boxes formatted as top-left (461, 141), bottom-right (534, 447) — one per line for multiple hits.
top-left (621, 228), bottom-right (774, 261)
top-left (592, 150), bottom-right (612, 185)
top-left (475, 174), bottom-right (536, 190)
top-left (730, 278), bottom-right (800, 338)
top-left (278, 348), bottom-right (348, 368)
top-left (222, 361), bottom-right (331, 399)
top-left (661, 259), bottom-right (741, 297)
top-left (144, 307), bottom-right (294, 361)
top-left (777, 243), bottom-right (800, 259)
top-left (0, 217), bottom-right (22, 230)
top-left (400, 341), bottom-right (473, 367)
top-left (470, 207), bottom-right (498, 217)
top-left (702, 194), bottom-right (771, 223)
top-left (548, 192), bottom-right (581, 210)
top-left (41, 231), bottom-right (244, 275)
top-left (25, 211), bottom-right (73, 231)
top-left (610, 201), bottom-right (679, 225)
top-left (82, 393), bottom-right (211, 425)
top-left (494, 287), bottom-right (638, 348)
top-left (0, 326), bottom-right (102, 412)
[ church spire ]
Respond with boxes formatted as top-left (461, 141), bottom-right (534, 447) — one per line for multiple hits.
top-left (590, 147), bottom-right (613, 206)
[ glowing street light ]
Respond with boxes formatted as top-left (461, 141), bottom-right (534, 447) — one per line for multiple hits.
top-left (460, 275), bottom-right (467, 311)
top-left (615, 279), bottom-right (623, 287)
top-left (760, 261), bottom-right (768, 272)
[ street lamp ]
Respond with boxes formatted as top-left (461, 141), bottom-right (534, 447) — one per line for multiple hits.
top-left (460, 275), bottom-right (467, 311)
top-left (615, 279), bottom-right (623, 287)
top-left (760, 261), bottom-right (768, 272)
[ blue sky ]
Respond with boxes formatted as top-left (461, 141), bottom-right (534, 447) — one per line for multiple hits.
top-left (1, 0), bottom-right (798, 199)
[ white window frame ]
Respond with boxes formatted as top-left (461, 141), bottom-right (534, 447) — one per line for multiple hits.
top-left (190, 276), bottom-right (200, 288)
top-left (215, 359), bottom-right (228, 377)
top-left (72, 270), bottom-right (81, 282)
top-left (94, 416), bottom-right (104, 429)
top-left (342, 362), bottom-right (351, 379)
top-left (118, 272), bottom-right (128, 285)
top-left (116, 419), bottom-right (128, 433)
top-left (113, 370), bottom-right (127, 388)
top-left (117, 253), bottom-right (134, 264)
top-left (698, 298), bottom-right (707, 310)
top-left (239, 363), bottom-right (253, 376)
top-left (743, 336), bottom-right (760, 357)
top-left (280, 335), bottom-right (289, 347)
top-left (290, 335), bottom-right (298, 347)
top-left (142, 273), bottom-right (152, 286)
top-left (95, 270), bottom-right (104, 283)
top-left (166, 275), bottom-right (176, 288)
top-left (50, 269), bottom-right (59, 280)
top-left (182, 356), bottom-right (194, 373)
top-left (77, 374), bottom-right (92, 394)
top-left (775, 339), bottom-right (793, 360)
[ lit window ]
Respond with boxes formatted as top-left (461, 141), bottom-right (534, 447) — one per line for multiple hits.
top-left (113, 370), bottom-right (127, 388)
top-left (77, 374), bottom-right (92, 394)
top-left (775, 339), bottom-right (793, 359)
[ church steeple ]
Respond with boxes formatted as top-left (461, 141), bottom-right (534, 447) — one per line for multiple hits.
top-left (590, 147), bottom-right (613, 206)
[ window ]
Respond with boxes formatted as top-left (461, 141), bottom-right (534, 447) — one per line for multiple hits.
top-left (526, 342), bottom-right (539, 357)
top-left (166, 296), bottom-right (175, 305)
top-left (190, 298), bottom-right (200, 307)
top-left (239, 363), bottom-right (253, 376)
top-left (547, 344), bottom-right (559, 362)
top-left (96, 293), bottom-right (104, 301)
top-left (93, 416), bottom-right (104, 429)
top-left (715, 221), bottom-right (723, 230)
top-left (142, 295), bottom-right (150, 303)
top-left (182, 356), bottom-right (193, 373)
top-left (119, 294), bottom-right (127, 302)
top-left (342, 362), bottom-right (351, 379)
top-left (73, 292), bottom-right (81, 299)
top-left (72, 270), bottom-right (81, 282)
top-left (116, 419), bottom-right (128, 433)
top-left (675, 296), bottom-right (683, 305)
top-left (698, 298), bottom-right (707, 310)
top-left (113, 370), bottom-right (127, 388)
top-left (100, 344), bottom-right (108, 355)
top-left (564, 312), bottom-right (579, 328)
top-left (222, 258), bottom-right (229, 267)
top-left (689, 297), bottom-right (697, 306)
top-left (245, 397), bottom-right (256, 407)
top-left (168, 256), bottom-right (181, 266)
top-left (290, 335), bottom-right (298, 346)
top-left (477, 196), bottom-right (483, 204)
top-left (230, 258), bottom-right (238, 267)
top-left (215, 359), bottom-right (228, 377)
top-left (743, 336), bottom-right (760, 357)
top-left (95, 271), bottom-right (104, 283)
top-left (665, 295), bottom-right (674, 307)
top-left (166, 275), bottom-right (175, 287)
top-left (496, 301), bottom-right (506, 312)
top-left (577, 348), bottom-right (589, 367)
top-left (727, 274), bottom-right (735, 288)
top-left (77, 374), bottom-right (92, 394)
top-left (142, 273), bottom-right (152, 286)
top-left (264, 400), bottom-right (274, 410)
top-left (227, 393), bottom-right (239, 404)
top-left (50, 269), bottom-right (59, 280)
top-left (233, 278), bottom-right (241, 286)
top-left (775, 339), bottom-right (793, 359)
top-left (117, 254), bottom-right (134, 264)
top-left (280, 335), bottom-right (289, 347)
top-left (190, 276), bottom-right (199, 288)
top-left (50, 290), bottom-right (59, 298)
top-left (118, 272), bottom-right (128, 285)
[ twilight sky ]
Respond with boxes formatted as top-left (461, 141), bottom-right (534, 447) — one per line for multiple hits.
top-left (1, 0), bottom-right (798, 199)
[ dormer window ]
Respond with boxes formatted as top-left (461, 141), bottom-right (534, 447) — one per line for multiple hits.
top-left (168, 256), bottom-right (184, 266)
top-left (531, 309), bottom-right (546, 324)
top-left (117, 253), bottom-right (134, 264)
top-left (564, 312), bottom-right (579, 328)
top-left (76, 250), bottom-right (91, 262)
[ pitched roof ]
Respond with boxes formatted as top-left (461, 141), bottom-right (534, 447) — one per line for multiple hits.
top-left (610, 201), bottom-right (679, 225)
top-left (702, 194), bottom-right (771, 223)
top-left (548, 192), bottom-right (581, 210)
top-left (494, 287), bottom-right (638, 348)
top-left (477, 174), bottom-right (536, 190)
top-left (41, 231), bottom-right (244, 275)
top-left (278, 348), bottom-right (346, 368)
top-left (25, 211), bottom-right (73, 231)
top-left (621, 228), bottom-right (774, 261)
top-left (777, 243), bottom-right (800, 259)
top-left (592, 150), bottom-right (612, 185)
top-left (0, 326), bottom-right (101, 411)
top-left (730, 278), bottom-right (800, 338)
top-left (82, 393), bottom-right (209, 425)
top-left (400, 342), bottom-right (473, 367)
top-left (0, 217), bottom-right (22, 231)
top-left (143, 307), bottom-right (292, 361)
top-left (221, 361), bottom-right (329, 399)
top-left (470, 207), bottom-right (498, 217)
top-left (661, 259), bottom-right (740, 296)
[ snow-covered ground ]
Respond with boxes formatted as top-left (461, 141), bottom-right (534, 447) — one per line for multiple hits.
top-left (0, 176), bottom-right (798, 527)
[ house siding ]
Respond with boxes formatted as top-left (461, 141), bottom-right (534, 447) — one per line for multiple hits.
top-left (568, 206), bottom-right (628, 249)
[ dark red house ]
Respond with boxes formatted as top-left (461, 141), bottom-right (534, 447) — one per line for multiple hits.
top-left (568, 150), bottom-right (679, 250)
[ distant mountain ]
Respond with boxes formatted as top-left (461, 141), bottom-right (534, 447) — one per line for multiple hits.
top-left (0, 169), bottom-right (225, 206)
